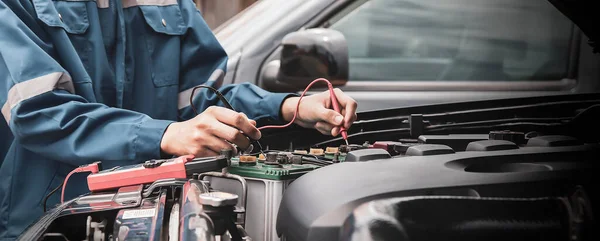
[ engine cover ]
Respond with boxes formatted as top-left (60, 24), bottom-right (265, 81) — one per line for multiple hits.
top-left (276, 135), bottom-right (599, 241)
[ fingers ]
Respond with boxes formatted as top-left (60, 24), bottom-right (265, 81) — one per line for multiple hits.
top-left (205, 106), bottom-right (261, 140)
top-left (320, 108), bottom-right (344, 127)
top-left (315, 122), bottom-right (336, 136)
top-left (202, 135), bottom-right (235, 155)
top-left (332, 126), bottom-right (340, 136)
top-left (187, 130), bottom-right (225, 157)
top-left (333, 88), bottom-right (358, 129)
top-left (209, 121), bottom-right (251, 149)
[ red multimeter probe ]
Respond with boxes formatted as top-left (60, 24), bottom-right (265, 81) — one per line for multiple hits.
top-left (258, 78), bottom-right (349, 145)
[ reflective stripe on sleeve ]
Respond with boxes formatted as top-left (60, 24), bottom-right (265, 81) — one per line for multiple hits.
top-left (122, 0), bottom-right (178, 8)
top-left (177, 69), bottom-right (225, 110)
top-left (2, 72), bottom-right (74, 123)
top-left (97, 0), bottom-right (109, 8)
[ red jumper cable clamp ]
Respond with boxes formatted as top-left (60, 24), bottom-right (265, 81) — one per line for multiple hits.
top-left (86, 153), bottom-right (230, 192)
top-left (86, 155), bottom-right (195, 192)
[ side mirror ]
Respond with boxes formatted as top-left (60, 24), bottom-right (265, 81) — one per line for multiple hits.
top-left (262, 28), bottom-right (349, 92)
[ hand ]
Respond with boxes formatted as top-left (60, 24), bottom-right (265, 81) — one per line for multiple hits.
top-left (160, 106), bottom-right (260, 157)
top-left (281, 88), bottom-right (357, 136)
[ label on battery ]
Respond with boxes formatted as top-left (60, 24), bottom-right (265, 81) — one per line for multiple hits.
top-left (122, 208), bottom-right (156, 219)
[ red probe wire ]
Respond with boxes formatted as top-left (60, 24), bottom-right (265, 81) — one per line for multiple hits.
top-left (258, 78), bottom-right (349, 143)
top-left (61, 162), bottom-right (100, 203)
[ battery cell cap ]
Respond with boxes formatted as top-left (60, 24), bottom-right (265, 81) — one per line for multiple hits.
top-left (293, 150), bottom-right (308, 154)
top-left (325, 147), bottom-right (339, 153)
top-left (199, 192), bottom-right (238, 207)
top-left (309, 148), bottom-right (324, 155)
top-left (239, 155), bottom-right (257, 162)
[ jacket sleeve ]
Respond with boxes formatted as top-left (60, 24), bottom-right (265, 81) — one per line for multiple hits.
top-left (0, 1), bottom-right (173, 166)
top-left (177, 0), bottom-right (295, 126)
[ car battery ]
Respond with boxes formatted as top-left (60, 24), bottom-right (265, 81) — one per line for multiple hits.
top-left (204, 158), bottom-right (318, 241)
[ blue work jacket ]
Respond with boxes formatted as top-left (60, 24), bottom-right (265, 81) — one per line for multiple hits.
top-left (0, 0), bottom-right (292, 239)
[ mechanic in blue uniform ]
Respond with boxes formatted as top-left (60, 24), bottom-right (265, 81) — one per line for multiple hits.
top-left (0, 0), bottom-right (358, 239)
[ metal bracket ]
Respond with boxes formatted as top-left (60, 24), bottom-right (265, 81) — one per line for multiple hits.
top-left (142, 178), bottom-right (188, 198)
top-left (198, 171), bottom-right (248, 228)
top-left (409, 114), bottom-right (424, 138)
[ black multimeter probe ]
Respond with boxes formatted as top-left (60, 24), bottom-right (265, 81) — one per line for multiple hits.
top-left (189, 85), bottom-right (265, 155)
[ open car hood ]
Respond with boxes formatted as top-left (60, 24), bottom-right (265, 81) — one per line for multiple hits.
top-left (548, 0), bottom-right (599, 52)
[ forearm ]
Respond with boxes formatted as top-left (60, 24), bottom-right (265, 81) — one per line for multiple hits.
top-left (11, 89), bottom-right (173, 165)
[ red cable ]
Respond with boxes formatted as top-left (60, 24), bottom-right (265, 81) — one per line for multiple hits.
top-left (61, 163), bottom-right (100, 203)
top-left (60, 168), bottom-right (81, 203)
top-left (258, 78), bottom-right (348, 141)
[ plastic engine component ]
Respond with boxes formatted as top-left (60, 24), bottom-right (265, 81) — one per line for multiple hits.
top-left (185, 156), bottom-right (229, 176)
top-left (371, 141), bottom-right (413, 155)
top-left (406, 144), bottom-right (455, 156)
top-left (276, 142), bottom-right (599, 241)
top-left (345, 149), bottom-right (391, 162)
top-left (527, 135), bottom-right (583, 147)
top-left (227, 158), bottom-right (318, 180)
top-left (418, 135), bottom-right (488, 151)
top-left (340, 196), bottom-right (571, 241)
top-left (199, 192), bottom-right (239, 207)
top-left (466, 140), bottom-right (519, 151)
top-left (489, 130), bottom-right (526, 145)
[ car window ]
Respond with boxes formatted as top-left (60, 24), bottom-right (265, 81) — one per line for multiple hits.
top-left (326, 0), bottom-right (574, 81)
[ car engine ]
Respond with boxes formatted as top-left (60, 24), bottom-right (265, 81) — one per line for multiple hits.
top-left (20, 94), bottom-right (599, 241)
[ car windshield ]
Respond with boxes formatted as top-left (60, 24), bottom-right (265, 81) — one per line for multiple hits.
top-left (326, 0), bottom-right (574, 81)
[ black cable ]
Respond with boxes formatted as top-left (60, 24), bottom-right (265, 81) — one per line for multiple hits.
top-left (425, 122), bottom-right (563, 133)
top-left (313, 128), bottom-right (411, 147)
top-left (352, 100), bottom-right (600, 128)
top-left (245, 150), bottom-right (282, 156)
top-left (314, 118), bottom-right (570, 147)
top-left (42, 183), bottom-right (63, 212)
top-left (425, 118), bottom-right (570, 130)
top-left (300, 156), bottom-right (332, 166)
top-left (189, 85), bottom-right (234, 115)
top-left (299, 153), bottom-right (331, 161)
top-left (189, 85), bottom-right (264, 155)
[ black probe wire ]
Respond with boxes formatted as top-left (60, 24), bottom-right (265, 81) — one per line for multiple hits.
top-left (189, 85), bottom-right (265, 155)
top-left (189, 85), bottom-right (234, 115)
top-left (42, 183), bottom-right (63, 212)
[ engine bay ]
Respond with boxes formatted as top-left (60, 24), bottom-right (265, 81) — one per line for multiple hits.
top-left (21, 94), bottom-right (600, 241)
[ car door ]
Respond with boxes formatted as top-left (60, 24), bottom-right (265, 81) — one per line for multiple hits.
top-left (257, 0), bottom-right (597, 111)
